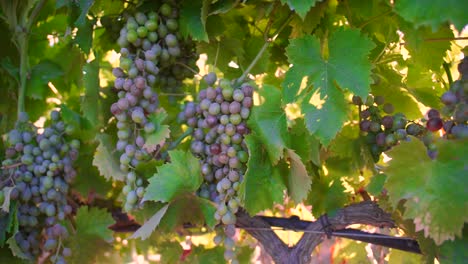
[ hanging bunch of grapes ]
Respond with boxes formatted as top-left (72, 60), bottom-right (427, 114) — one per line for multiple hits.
top-left (179, 73), bottom-right (253, 264)
top-left (116, 1), bottom-right (197, 102)
top-left (354, 56), bottom-right (468, 161)
top-left (111, 0), bottom-right (198, 211)
top-left (0, 111), bottom-right (79, 263)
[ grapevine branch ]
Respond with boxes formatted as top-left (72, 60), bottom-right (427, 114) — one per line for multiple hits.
top-left (236, 201), bottom-right (396, 264)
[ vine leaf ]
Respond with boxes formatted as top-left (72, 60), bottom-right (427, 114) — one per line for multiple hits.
top-left (143, 110), bottom-right (171, 153)
top-left (70, 206), bottom-right (114, 264)
top-left (82, 59), bottom-right (100, 126)
top-left (283, 28), bottom-right (375, 145)
top-left (92, 134), bottom-right (126, 182)
top-left (247, 84), bottom-right (288, 164)
top-left (75, 0), bottom-right (95, 26)
top-left (286, 148), bottom-right (311, 203)
top-left (180, 0), bottom-right (209, 42)
top-left (394, 0), bottom-right (468, 32)
top-left (143, 150), bottom-right (202, 203)
top-left (26, 60), bottom-right (64, 100)
top-left (280, 0), bottom-right (322, 20)
top-left (383, 137), bottom-right (468, 245)
top-left (130, 204), bottom-right (169, 241)
top-left (239, 135), bottom-right (286, 215)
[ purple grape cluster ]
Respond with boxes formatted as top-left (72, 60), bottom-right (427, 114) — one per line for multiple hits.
top-left (0, 111), bottom-right (78, 263)
top-left (116, 1), bottom-right (197, 102)
top-left (179, 73), bottom-right (253, 263)
top-left (112, 2), bottom-right (198, 211)
top-left (438, 57), bottom-right (468, 138)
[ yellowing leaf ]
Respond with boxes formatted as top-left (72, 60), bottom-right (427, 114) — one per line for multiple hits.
top-left (286, 148), bottom-right (311, 203)
top-left (384, 138), bottom-right (468, 245)
top-left (130, 204), bottom-right (169, 240)
top-left (92, 134), bottom-right (125, 181)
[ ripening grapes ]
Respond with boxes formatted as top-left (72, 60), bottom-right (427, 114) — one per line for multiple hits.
top-left (116, 1), bottom-right (198, 103)
top-left (179, 73), bottom-right (254, 263)
top-left (0, 111), bottom-right (78, 263)
top-left (354, 57), bottom-right (468, 160)
top-left (111, 1), bottom-right (201, 211)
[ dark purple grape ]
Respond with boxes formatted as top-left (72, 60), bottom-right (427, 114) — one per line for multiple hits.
top-left (426, 118), bottom-right (443, 132)
top-left (441, 91), bottom-right (457, 105)
top-left (383, 103), bottom-right (394, 114)
top-left (381, 116), bottom-right (393, 129)
top-left (427, 109), bottom-right (440, 119)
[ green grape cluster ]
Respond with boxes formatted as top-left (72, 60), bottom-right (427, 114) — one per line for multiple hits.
top-left (180, 73), bottom-right (253, 264)
top-left (0, 111), bottom-right (79, 263)
top-left (117, 1), bottom-right (197, 102)
top-left (112, 1), bottom-right (198, 211)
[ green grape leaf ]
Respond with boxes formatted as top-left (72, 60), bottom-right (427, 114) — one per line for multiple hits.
top-left (239, 134), bottom-right (286, 215)
top-left (384, 138), bottom-right (468, 245)
top-left (143, 110), bottom-right (171, 153)
top-left (247, 84), bottom-right (288, 164)
top-left (406, 64), bottom-right (444, 109)
top-left (283, 29), bottom-right (374, 145)
top-left (286, 148), bottom-right (311, 203)
top-left (75, 0), bottom-right (95, 26)
top-left (289, 1), bottom-right (327, 37)
top-left (0, 187), bottom-right (14, 213)
top-left (143, 150), bottom-right (202, 203)
top-left (307, 171), bottom-right (348, 217)
top-left (71, 206), bottom-right (114, 264)
top-left (367, 173), bottom-right (387, 196)
top-left (439, 231), bottom-right (468, 264)
top-left (301, 89), bottom-right (348, 146)
top-left (73, 142), bottom-right (113, 197)
top-left (26, 60), bottom-right (64, 100)
top-left (92, 134), bottom-right (126, 182)
top-left (158, 195), bottom-right (217, 231)
top-left (197, 197), bottom-right (217, 228)
top-left (283, 28), bottom-right (375, 103)
top-left (289, 118), bottom-right (318, 165)
top-left (388, 247), bottom-right (423, 263)
top-left (372, 65), bottom-right (422, 120)
top-left (401, 22), bottom-right (453, 71)
top-left (74, 17), bottom-right (94, 54)
top-left (394, 0), bottom-right (468, 32)
top-left (60, 104), bottom-right (95, 141)
top-left (6, 236), bottom-right (29, 260)
top-left (82, 59), bottom-right (100, 126)
top-left (333, 240), bottom-right (369, 264)
top-left (135, 159), bottom-right (164, 180)
top-left (130, 204), bottom-right (169, 240)
top-left (280, 0), bottom-right (322, 19)
top-left (208, 0), bottom-right (237, 15)
top-left (180, 0), bottom-right (209, 42)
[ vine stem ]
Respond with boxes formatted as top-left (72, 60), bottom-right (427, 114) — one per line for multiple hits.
top-left (16, 0), bottom-right (46, 117)
top-left (167, 127), bottom-right (193, 151)
top-left (236, 13), bottom-right (294, 85)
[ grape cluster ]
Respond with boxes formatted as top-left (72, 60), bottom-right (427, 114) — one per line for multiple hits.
top-left (116, 1), bottom-right (197, 102)
top-left (112, 2), bottom-right (198, 211)
top-left (353, 95), bottom-right (411, 161)
top-left (437, 57), bottom-right (468, 139)
top-left (355, 57), bottom-right (468, 160)
top-left (0, 111), bottom-right (78, 263)
top-left (180, 73), bottom-right (253, 264)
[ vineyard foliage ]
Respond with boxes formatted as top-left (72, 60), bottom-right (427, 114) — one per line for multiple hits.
top-left (0, 0), bottom-right (467, 263)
